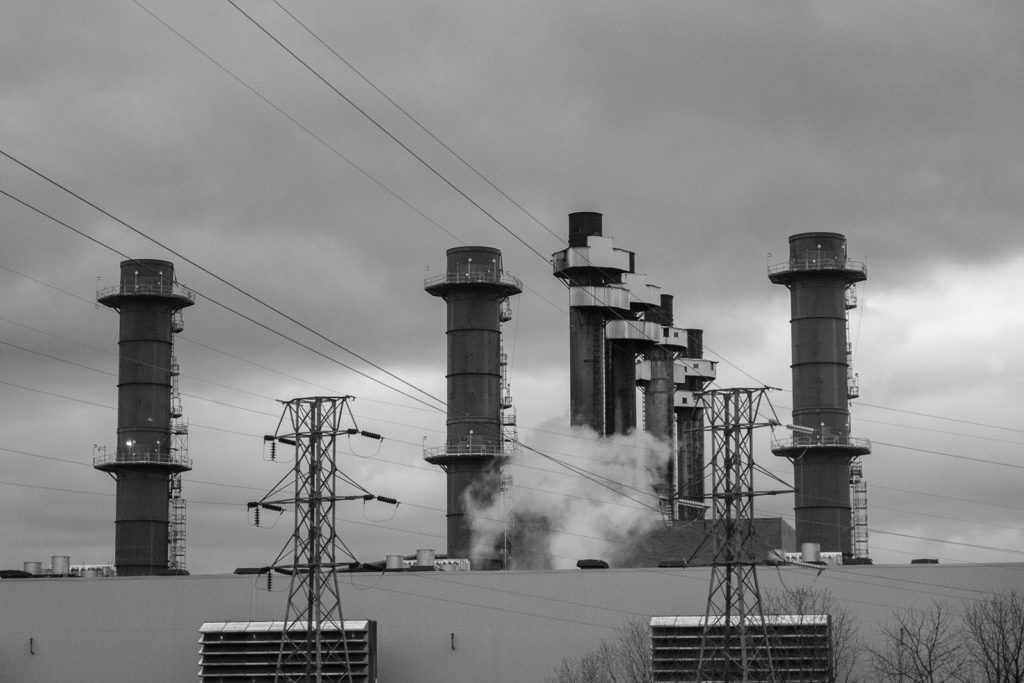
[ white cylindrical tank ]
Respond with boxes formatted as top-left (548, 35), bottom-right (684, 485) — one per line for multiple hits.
top-left (51, 555), bottom-right (71, 576)
top-left (385, 555), bottom-right (404, 570)
top-left (801, 542), bottom-right (821, 563)
top-left (23, 561), bottom-right (42, 575)
top-left (415, 548), bottom-right (436, 567)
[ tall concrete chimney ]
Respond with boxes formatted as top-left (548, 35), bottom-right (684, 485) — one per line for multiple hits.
top-left (770, 233), bottom-right (870, 558)
top-left (94, 259), bottom-right (193, 575)
top-left (424, 247), bottom-right (521, 568)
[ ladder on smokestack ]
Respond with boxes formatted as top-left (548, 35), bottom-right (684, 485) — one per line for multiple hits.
top-left (845, 283), bottom-right (869, 560)
top-left (168, 475), bottom-right (186, 571)
top-left (498, 313), bottom-right (517, 568)
top-left (850, 459), bottom-right (868, 559)
top-left (168, 341), bottom-right (187, 572)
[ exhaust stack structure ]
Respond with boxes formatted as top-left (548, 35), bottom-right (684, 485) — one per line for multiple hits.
top-left (424, 247), bottom-right (522, 568)
top-left (552, 212), bottom-right (645, 435)
top-left (553, 212), bottom-right (715, 521)
top-left (94, 259), bottom-right (194, 576)
top-left (769, 233), bottom-right (870, 558)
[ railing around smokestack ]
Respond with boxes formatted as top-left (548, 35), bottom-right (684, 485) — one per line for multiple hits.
top-left (423, 267), bottom-right (522, 290)
top-left (770, 434), bottom-right (872, 451)
top-left (97, 281), bottom-right (196, 302)
top-left (93, 446), bottom-right (192, 469)
top-left (423, 444), bottom-right (507, 461)
top-left (767, 256), bottom-right (867, 277)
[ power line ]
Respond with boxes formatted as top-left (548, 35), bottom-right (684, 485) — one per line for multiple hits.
top-left (130, 0), bottom-right (464, 245)
top-left (269, 0), bottom-right (565, 246)
top-left (770, 393), bottom-right (1024, 443)
top-left (0, 261), bottom-right (98, 306)
top-left (0, 478), bottom-right (112, 497)
top-left (0, 377), bottom-right (112, 411)
top-left (136, 0), bottom-right (569, 317)
top-left (0, 179), bottom-right (447, 412)
top-left (871, 440), bottom-right (1024, 472)
top-left (858, 401), bottom-right (1024, 436)
top-left (225, 1), bottom-right (555, 268)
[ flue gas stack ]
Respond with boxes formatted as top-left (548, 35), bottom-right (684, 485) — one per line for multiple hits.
top-left (769, 233), bottom-right (870, 559)
top-left (424, 247), bottom-right (521, 568)
top-left (94, 259), bottom-right (194, 575)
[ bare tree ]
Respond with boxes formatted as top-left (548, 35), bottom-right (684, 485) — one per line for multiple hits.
top-left (546, 618), bottom-right (653, 683)
top-left (763, 586), bottom-right (864, 683)
top-left (549, 650), bottom-right (606, 683)
top-left (962, 589), bottom-right (1024, 682)
top-left (870, 601), bottom-right (973, 683)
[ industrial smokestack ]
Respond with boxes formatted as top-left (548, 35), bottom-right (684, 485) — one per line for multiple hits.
top-left (769, 233), bottom-right (871, 558)
top-left (94, 259), bottom-right (193, 576)
top-left (674, 328), bottom-right (709, 521)
top-left (555, 215), bottom-right (715, 521)
top-left (642, 296), bottom-right (678, 501)
top-left (424, 247), bottom-right (521, 568)
top-left (553, 213), bottom-right (643, 435)
top-left (567, 211), bottom-right (603, 247)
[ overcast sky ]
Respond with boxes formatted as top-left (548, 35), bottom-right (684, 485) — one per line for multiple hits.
top-left (2, 1), bottom-right (1023, 575)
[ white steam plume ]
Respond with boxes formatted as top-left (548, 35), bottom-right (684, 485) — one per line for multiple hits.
top-left (467, 420), bottom-right (671, 569)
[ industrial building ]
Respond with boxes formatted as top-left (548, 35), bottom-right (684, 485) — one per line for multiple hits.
top-left (198, 620), bottom-right (377, 682)
top-left (650, 614), bottom-right (832, 682)
top-left (3, 563), bottom-right (1023, 681)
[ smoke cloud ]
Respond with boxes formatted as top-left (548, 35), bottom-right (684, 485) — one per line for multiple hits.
top-left (467, 421), bottom-right (672, 569)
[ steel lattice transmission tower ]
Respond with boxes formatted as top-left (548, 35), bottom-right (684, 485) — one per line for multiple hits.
top-left (254, 396), bottom-right (383, 683)
top-left (696, 388), bottom-right (779, 683)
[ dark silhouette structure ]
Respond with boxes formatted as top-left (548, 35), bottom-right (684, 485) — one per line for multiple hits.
top-left (770, 233), bottom-right (870, 558)
top-left (95, 259), bottom-right (193, 576)
top-left (553, 212), bottom-right (715, 521)
top-left (424, 247), bottom-right (521, 567)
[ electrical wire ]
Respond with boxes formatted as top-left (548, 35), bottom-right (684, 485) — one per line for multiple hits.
top-left (268, 0), bottom-right (565, 247)
top-left (0, 181), bottom-right (448, 413)
top-left (130, 0), bottom-right (465, 245)
top-left (0, 261), bottom-right (97, 306)
top-left (1, 157), bottom-right (448, 413)
top-left (226, 0), bottom-right (555, 268)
